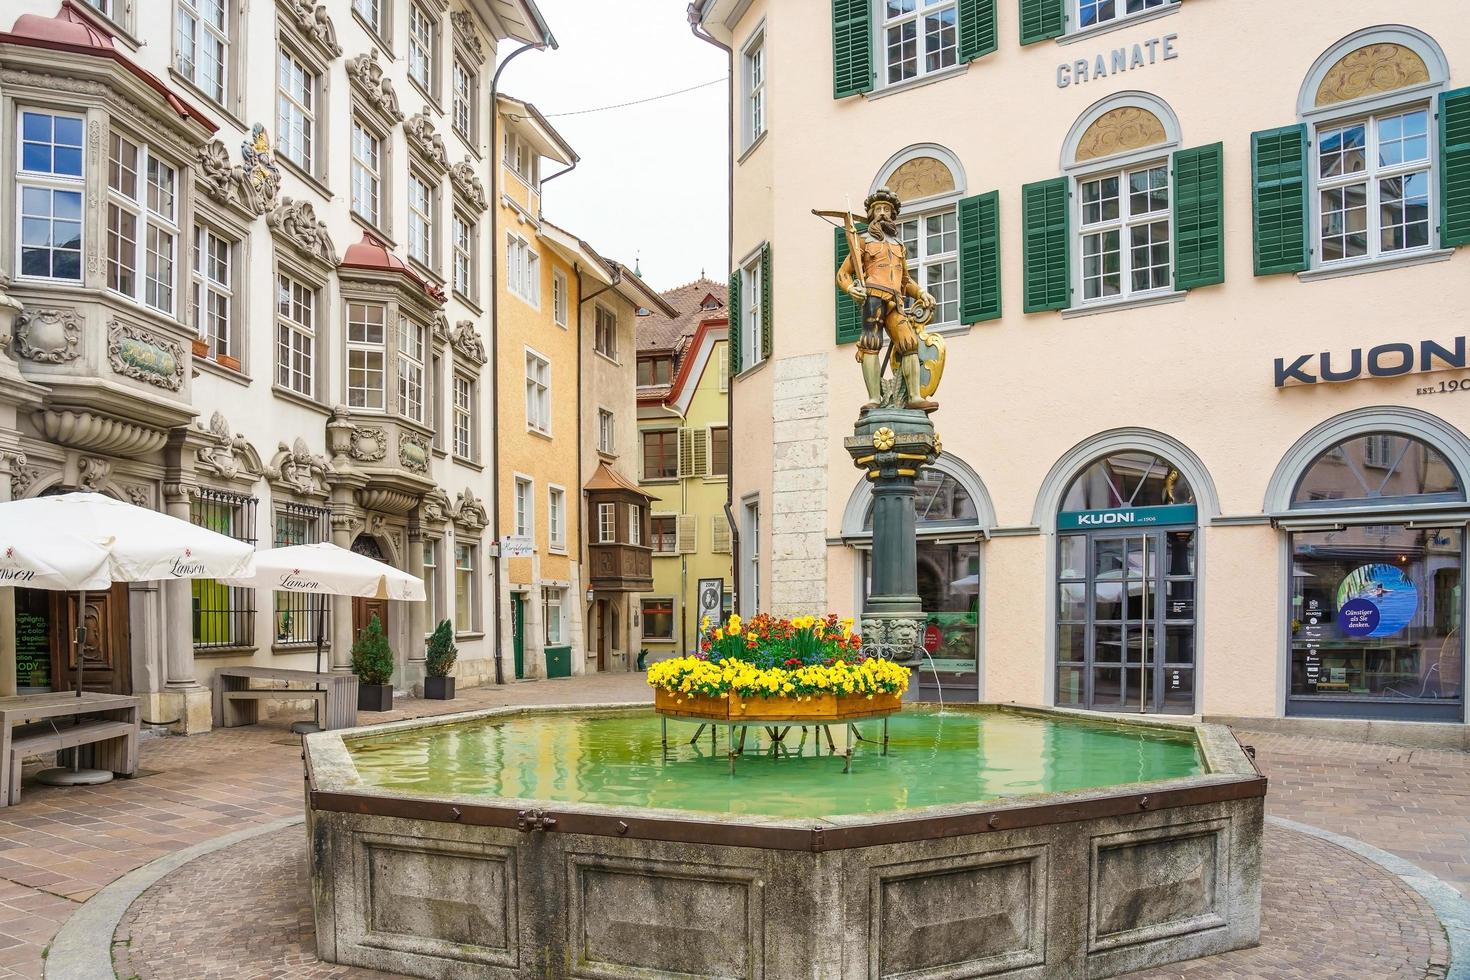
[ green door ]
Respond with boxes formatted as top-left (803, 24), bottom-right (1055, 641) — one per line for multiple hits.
top-left (511, 593), bottom-right (526, 680)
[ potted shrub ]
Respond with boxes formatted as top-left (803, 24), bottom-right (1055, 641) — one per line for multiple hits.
top-left (424, 619), bottom-right (457, 700)
top-left (351, 613), bottom-right (395, 711)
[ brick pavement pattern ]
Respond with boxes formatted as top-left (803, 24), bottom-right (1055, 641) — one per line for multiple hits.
top-left (0, 674), bottom-right (1457, 978)
top-left (114, 819), bottom-right (1451, 980)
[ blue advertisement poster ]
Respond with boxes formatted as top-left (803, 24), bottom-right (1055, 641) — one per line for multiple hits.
top-left (1335, 563), bottom-right (1418, 638)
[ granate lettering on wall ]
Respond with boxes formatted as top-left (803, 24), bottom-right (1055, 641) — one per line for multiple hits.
top-left (1057, 34), bottom-right (1178, 88)
top-left (1274, 337), bottom-right (1468, 387)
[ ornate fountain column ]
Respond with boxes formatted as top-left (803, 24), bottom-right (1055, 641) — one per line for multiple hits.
top-left (846, 410), bottom-right (940, 662)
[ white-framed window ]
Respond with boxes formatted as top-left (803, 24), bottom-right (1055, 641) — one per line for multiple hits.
top-left (353, 0), bottom-right (388, 39)
top-left (275, 272), bottom-right (315, 396)
top-left (176, 0), bottom-right (229, 104)
top-left (898, 207), bottom-right (958, 326)
top-left (552, 269), bottom-right (568, 327)
top-left (543, 588), bottom-right (564, 645)
top-left (192, 224), bottom-right (235, 362)
top-left (452, 373), bottom-right (474, 458)
top-left (452, 59), bottom-right (475, 140)
top-left (398, 315), bottom-right (425, 422)
top-left (346, 302), bottom-right (386, 410)
top-left (525, 349), bottom-right (550, 433)
top-left (594, 304), bottom-right (617, 359)
top-left (452, 211), bottom-right (475, 298)
top-left (407, 171), bottom-right (434, 267)
top-left (1316, 107), bottom-right (1432, 265)
top-left (276, 48), bottom-right (317, 173)
top-left (17, 110), bottom-right (84, 282)
top-left (1076, 0), bottom-right (1168, 32)
top-left (1076, 161), bottom-right (1171, 301)
top-left (742, 27), bottom-right (766, 149)
top-left (597, 408), bottom-right (615, 454)
top-left (548, 486), bottom-right (565, 551)
top-left (514, 477), bottom-right (533, 537)
top-left (503, 130), bottom-right (538, 186)
top-left (598, 502), bottom-right (616, 543)
top-left (350, 118), bottom-right (382, 226)
top-left (740, 252), bottom-right (763, 370)
top-left (107, 134), bottom-right (178, 314)
top-left (741, 498), bottom-right (760, 616)
top-left (454, 541), bottom-right (477, 634)
top-left (507, 233), bottom-right (539, 305)
top-left (422, 537), bottom-right (441, 626)
top-left (407, 1), bottom-right (435, 93)
top-left (628, 504), bottom-right (642, 546)
top-left (881, 0), bottom-right (957, 87)
top-left (651, 514), bottom-right (677, 555)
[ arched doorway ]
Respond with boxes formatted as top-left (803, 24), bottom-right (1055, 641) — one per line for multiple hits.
top-left (1055, 450), bottom-right (1198, 714)
top-left (351, 533), bottom-right (390, 645)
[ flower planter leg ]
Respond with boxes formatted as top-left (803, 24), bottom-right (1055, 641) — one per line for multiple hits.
top-left (726, 725), bottom-right (735, 775)
top-left (687, 723), bottom-right (705, 746)
top-left (843, 744), bottom-right (853, 774)
top-left (882, 717), bottom-right (890, 756)
top-left (824, 726), bottom-right (837, 754)
top-left (661, 716), bottom-right (668, 753)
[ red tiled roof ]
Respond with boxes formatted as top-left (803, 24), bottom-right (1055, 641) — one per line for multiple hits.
top-left (1, 2), bottom-right (217, 133)
top-left (637, 277), bottom-right (728, 354)
top-left (339, 232), bottom-right (445, 304)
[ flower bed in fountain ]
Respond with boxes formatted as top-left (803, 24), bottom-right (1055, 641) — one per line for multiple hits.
top-left (647, 614), bottom-right (908, 722)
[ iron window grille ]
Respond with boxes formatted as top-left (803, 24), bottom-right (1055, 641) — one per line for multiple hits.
top-left (274, 501), bottom-right (331, 646)
top-left (191, 487), bottom-right (257, 649)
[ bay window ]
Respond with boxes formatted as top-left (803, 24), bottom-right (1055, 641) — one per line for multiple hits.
top-left (346, 302), bottom-right (386, 410)
top-left (107, 134), bottom-right (178, 314)
top-left (598, 503), bottom-right (615, 543)
top-left (628, 505), bottom-right (642, 546)
top-left (398, 315), bottom-right (425, 422)
top-left (18, 111), bottom-right (84, 282)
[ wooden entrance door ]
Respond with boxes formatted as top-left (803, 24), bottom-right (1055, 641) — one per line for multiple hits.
top-left (352, 598), bottom-right (389, 643)
top-left (595, 600), bottom-right (608, 672)
top-left (51, 585), bottom-right (131, 695)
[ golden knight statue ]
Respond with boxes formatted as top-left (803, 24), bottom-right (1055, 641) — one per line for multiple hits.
top-left (822, 188), bottom-right (946, 413)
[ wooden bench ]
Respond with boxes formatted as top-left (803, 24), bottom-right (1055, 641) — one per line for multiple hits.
top-left (213, 666), bottom-right (359, 731)
top-left (0, 692), bottom-right (140, 807)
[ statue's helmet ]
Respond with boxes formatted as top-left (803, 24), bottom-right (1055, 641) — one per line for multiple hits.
top-left (863, 188), bottom-right (902, 220)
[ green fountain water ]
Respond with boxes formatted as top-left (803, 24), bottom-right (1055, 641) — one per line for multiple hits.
top-left (343, 707), bottom-right (1203, 820)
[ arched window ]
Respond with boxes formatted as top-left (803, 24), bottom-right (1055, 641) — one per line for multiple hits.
top-left (1297, 27), bottom-right (1451, 269)
top-left (1060, 449), bottom-right (1195, 513)
top-left (862, 469), bottom-right (978, 529)
top-left (1290, 433), bottom-right (1465, 509)
top-left (870, 145), bottom-right (967, 328)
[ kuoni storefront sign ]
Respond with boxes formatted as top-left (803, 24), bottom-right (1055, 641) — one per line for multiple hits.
top-left (1058, 504), bottom-right (1197, 530)
top-left (1275, 336), bottom-right (1467, 387)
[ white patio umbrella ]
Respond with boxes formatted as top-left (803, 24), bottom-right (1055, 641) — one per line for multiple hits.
top-left (222, 542), bottom-right (424, 732)
top-left (0, 492), bottom-right (256, 784)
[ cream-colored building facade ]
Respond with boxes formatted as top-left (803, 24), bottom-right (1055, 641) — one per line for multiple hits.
top-left (697, 0), bottom-right (1470, 727)
top-left (0, 0), bottom-right (554, 730)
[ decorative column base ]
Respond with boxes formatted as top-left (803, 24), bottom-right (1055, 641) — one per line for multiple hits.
top-left (148, 687), bottom-right (213, 735)
top-left (844, 408), bottom-right (942, 666)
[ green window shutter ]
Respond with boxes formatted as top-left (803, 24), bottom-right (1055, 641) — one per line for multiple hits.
top-left (958, 191), bottom-right (1002, 323)
top-left (760, 242), bottom-right (772, 359)
top-left (958, 0), bottom-right (998, 62)
top-left (1172, 143), bottom-right (1225, 290)
top-left (1019, 0), bottom-right (1064, 46)
top-left (1251, 125), bottom-right (1309, 276)
top-left (832, 0), bottom-right (873, 100)
top-left (1440, 86), bottom-right (1470, 248)
top-left (1021, 177), bottom-right (1069, 313)
top-left (835, 227), bottom-right (863, 344)
top-left (727, 269), bottom-right (742, 376)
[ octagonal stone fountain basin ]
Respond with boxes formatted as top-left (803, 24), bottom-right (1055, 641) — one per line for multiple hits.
top-left (304, 704), bottom-right (1264, 980)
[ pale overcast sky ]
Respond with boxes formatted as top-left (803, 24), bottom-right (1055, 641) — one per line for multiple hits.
top-left (497, 0), bottom-right (729, 293)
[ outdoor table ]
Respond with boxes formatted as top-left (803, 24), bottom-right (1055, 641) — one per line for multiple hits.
top-left (212, 666), bottom-right (359, 731)
top-left (0, 692), bottom-right (140, 806)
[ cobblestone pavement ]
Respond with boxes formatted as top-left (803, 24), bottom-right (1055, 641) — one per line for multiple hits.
top-left (0, 677), bottom-right (1460, 979)
top-left (115, 819), bottom-right (1452, 980)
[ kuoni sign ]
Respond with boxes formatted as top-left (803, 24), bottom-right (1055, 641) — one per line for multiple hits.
top-left (1058, 504), bottom-right (1197, 530)
top-left (1275, 336), bottom-right (1468, 387)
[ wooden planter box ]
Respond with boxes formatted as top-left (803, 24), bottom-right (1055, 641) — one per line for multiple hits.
top-left (654, 688), bottom-right (900, 723)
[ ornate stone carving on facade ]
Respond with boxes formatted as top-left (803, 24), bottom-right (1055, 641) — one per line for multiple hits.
top-left (350, 425), bottom-right (389, 463)
top-left (279, 0), bottom-right (343, 59)
top-left (1316, 43), bottom-right (1430, 107)
top-left (107, 320), bottom-right (185, 392)
top-left (197, 124), bottom-right (281, 217)
top-left (267, 197), bottom-right (339, 266)
top-left (420, 486), bottom-right (451, 525)
top-left (884, 157), bottom-right (956, 203)
top-left (449, 158), bottom-right (488, 213)
top-left (77, 456), bottom-right (112, 493)
top-left (452, 488), bottom-right (488, 532)
top-left (37, 409), bottom-right (167, 457)
top-left (1075, 107), bottom-right (1167, 163)
top-left (430, 310), bottom-right (452, 345)
top-left (12, 308), bottom-right (82, 363)
top-left (451, 320), bottom-right (487, 364)
top-left (398, 432), bottom-right (429, 474)
top-left (859, 616), bottom-right (923, 662)
top-left (345, 49), bottom-right (405, 122)
top-left (9, 464), bottom-right (41, 498)
top-left (124, 484), bottom-right (151, 508)
top-left (266, 437), bottom-right (332, 496)
top-left (194, 411), bottom-right (264, 482)
top-left (404, 113), bottom-right (449, 172)
top-left (450, 11), bottom-right (485, 63)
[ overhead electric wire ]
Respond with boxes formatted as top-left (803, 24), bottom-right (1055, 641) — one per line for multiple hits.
top-left (542, 76), bottom-right (725, 117)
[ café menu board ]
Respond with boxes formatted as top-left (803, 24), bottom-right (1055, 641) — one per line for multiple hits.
top-left (15, 611), bottom-right (50, 689)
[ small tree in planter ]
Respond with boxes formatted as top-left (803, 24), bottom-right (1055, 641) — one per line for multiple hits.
top-left (351, 613), bottom-right (395, 711)
top-left (424, 619), bottom-right (458, 700)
